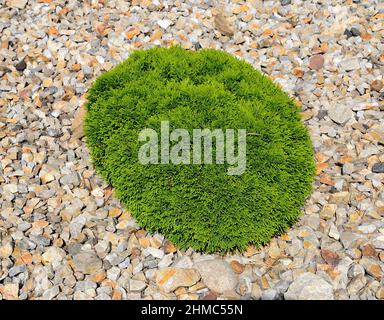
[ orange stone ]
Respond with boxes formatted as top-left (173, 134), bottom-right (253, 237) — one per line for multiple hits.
top-left (262, 29), bottom-right (273, 37)
top-left (150, 237), bottom-right (162, 249)
top-left (292, 68), bottom-right (304, 78)
top-left (339, 155), bottom-right (354, 164)
top-left (315, 152), bottom-right (329, 163)
top-left (151, 29), bottom-right (163, 42)
top-left (108, 207), bottom-right (122, 218)
top-left (20, 252), bottom-right (33, 265)
top-left (112, 290), bottom-right (122, 300)
top-left (72, 63), bottom-right (81, 72)
top-left (126, 27), bottom-right (140, 40)
top-left (327, 268), bottom-right (340, 280)
top-left (233, 4), bottom-right (249, 14)
top-left (281, 234), bottom-right (291, 241)
top-left (157, 268), bottom-right (177, 286)
top-left (261, 275), bottom-right (270, 289)
top-left (367, 264), bottom-right (382, 279)
top-left (58, 7), bottom-right (70, 17)
top-left (91, 271), bottom-right (106, 283)
top-left (360, 32), bottom-right (372, 41)
top-left (319, 173), bottom-right (334, 186)
top-left (174, 287), bottom-right (187, 295)
top-left (48, 26), bottom-right (58, 36)
top-left (303, 240), bottom-right (315, 249)
top-left (139, 237), bottom-right (151, 248)
top-left (319, 43), bottom-right (328, 52)
top-left (164, 241), bottom-right (177, 253)
top-left (118, 210), bottom-right (131, 221)
top-left (316, 162), bottom-right (329, 175)
top-left (230, 260), bottom-right (245, 274)
top-left (32, 220), bottom-right (49, 229)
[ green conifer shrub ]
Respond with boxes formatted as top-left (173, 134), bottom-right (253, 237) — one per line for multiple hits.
top-left (85, 46), bottom-right (315, 253)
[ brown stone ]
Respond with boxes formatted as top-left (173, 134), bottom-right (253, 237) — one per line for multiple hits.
top-left (309, 54), bottom-right (324, 70)
top-left (362, 244), bottom-right (377, 257)
top-left (371, 80), bottom-right (383, 92)
top-left (321, 249), bottom-right (340, 267)
top-left (201, 291), bottom-right (217, 300)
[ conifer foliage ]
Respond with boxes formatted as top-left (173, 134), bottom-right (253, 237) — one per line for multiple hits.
top-left (85, 46), bottom-right (315, 253)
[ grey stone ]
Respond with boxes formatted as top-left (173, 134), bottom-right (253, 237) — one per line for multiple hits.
top-left (328, 104), bottom-right (354, 125)
top-left (73, 251), bottom-right (102, 274)
top-left (129, 279), bottom-right (147, 292)
top-left (372, 163), bottom-right (384, 173)
top-left (195, 259), bottom-right (237, 294)
top-left (285, 273), bottom-right (334, 300)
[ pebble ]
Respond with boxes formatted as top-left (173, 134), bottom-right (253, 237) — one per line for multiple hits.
top-left (155, 268), bottom-right (200, 293)
top-left (73, 251), bottom-right (103, 275)
top-left (328, 105), bottom-right (354, 125)
top-left (157, 19), bottom-right (173, 30)
top-left (129, 279), bottom-right (147, 292)
top-left (339, 58), bottom-right (361, 72)
top-left (320, 204), bottom-right (337, 220)
top-left (372, 163), bottom-right (384, 173)
top-left (309, 55), bottom-right (324, 71)
top-left (285, 273), bottom-right (334, 300)
top-left (372, 236), bottom-right (384, 250)
top-left (329, 224), bottom-right (340, 240)
top-left (15, 60), bottom-right (27, 72)
top-left (280, 0), bottom-right (291, 6)
top-left (195, 260), bottom-right (237, 294)
top-left (321, 249), bottom-right (340, 267)
top-left (0, 283), bottom-right (19, 300)
top-left (371, 80), bottom-right (383, 92)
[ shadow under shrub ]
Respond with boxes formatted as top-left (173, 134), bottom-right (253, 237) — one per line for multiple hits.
top-left (85, 46), bottom-right (315, 253)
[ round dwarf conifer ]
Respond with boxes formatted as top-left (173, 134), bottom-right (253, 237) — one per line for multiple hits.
top-left (85, 46), bottom-right (315, 253)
